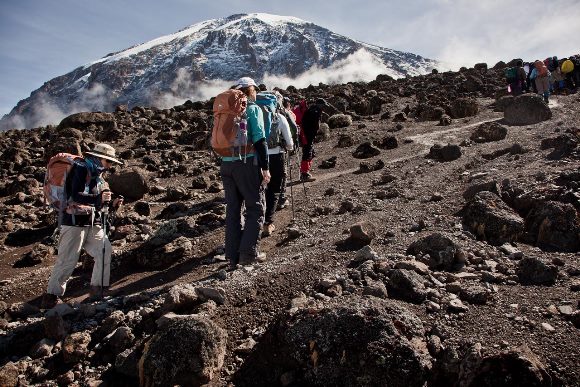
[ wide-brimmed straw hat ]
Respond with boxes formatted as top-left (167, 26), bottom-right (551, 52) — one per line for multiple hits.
top-left (85, 143), bottom-right (123, 164)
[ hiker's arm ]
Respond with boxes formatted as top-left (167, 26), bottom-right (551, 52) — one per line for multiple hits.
top-left (253, 138), bottom-right (269, 171)
top-left (278, 114), bottom-right (294, 150)
top-left (69, 166), bottom-right (101, 207)
top-left (247, 104), bottom-right (269, 170)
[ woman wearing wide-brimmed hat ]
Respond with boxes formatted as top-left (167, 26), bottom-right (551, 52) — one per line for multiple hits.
top-left (42, 143), bottom-right (124, 308)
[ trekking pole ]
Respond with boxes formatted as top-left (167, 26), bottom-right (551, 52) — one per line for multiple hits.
top-left (287, 152), bottom-right (295, 221)
top-left (297, 148), bottom-right (307, 198)
top-left (100, 190), bottom-right (111, 300)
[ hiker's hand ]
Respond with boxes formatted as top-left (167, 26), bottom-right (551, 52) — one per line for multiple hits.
top-left (112, 197), bottom-right (124, 209)
top-left (262, 170), bottom-right (271, 186)
top-left (101, 191), bottom-right (112, 203)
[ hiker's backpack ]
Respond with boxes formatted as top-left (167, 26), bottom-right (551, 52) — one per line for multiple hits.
top-left (266, 113), bottom-right (284, 148)
top-left (283, 110), bottom-right (299, 146)
top-left (255, 92), bottom-right (279, 139)
top-left (292, 100), bottom-right (308, 127)
top-left (505, 67), bottom-right (517, 83)
top-left (562, 59), bottom-right (574, 74)
top-left (300, 105), bottom-right (323, 144)
top-left (211, 89), bottom-right (252, 157)
top-left (44, 153), bottom-right (94, 225)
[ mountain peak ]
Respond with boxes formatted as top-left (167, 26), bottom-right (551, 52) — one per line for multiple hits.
top-left (1, 13), bottom-right (437, 130)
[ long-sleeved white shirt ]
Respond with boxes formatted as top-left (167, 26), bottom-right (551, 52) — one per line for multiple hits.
top-left (267, 113), bottom-right (294, 155)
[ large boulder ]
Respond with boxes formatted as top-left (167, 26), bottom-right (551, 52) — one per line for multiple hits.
top-left (235, 297), bottom-right (432, 387)
top-left (462, 345), bottom-right (552, 387)
top-left (516, 256), bottom-right (558, 285)
top-left (327, 114), bottom-right (352, 129)
top-left (428, 143), bottom-right (462, 162)
top-left (58, 112), bottom-right (117, 132)
top-left (406, 233), bottom-right (460, 271)
top-left (449, 98), bottom-right (478, 118)
top-left (462, 192), bottom-right (524, 245)
top-left (353, 142), bottom-right (381, 159)
top-left (470, 122), bottom-right (508, 143)
top-left (525, 201), bottom-right (580, 252)
top-left (504, 94), bottom-right (552, 125)
top-left (139, 315), bottom-right (227, 387)
top-left (108, 167), bottom-right (149, 200)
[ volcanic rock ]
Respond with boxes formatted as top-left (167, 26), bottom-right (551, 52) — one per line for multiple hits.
top-left (108, 167), bottom-right (149, 200)
top-left (504, 94), bottom-right (552, 125)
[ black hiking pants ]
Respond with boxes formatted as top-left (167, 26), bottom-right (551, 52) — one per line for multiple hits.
top-left (265, 152), bottom-right (286, 224)
top-left (220, 158), bottom-right (265, 266)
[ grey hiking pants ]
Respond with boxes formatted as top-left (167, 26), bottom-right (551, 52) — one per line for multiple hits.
top-left (220, 158), bottom-right (265, 266)
top-left (46, 225), bottom-right (112, 296)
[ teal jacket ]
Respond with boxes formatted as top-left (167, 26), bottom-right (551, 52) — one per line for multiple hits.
top-left (222, 101), bottom-right (265, 162)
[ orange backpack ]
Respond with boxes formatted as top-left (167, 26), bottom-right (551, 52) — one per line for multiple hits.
top-left (211, 89), bottom-right (253, 157)
top-left (44, 153), bottom-right (94, 226)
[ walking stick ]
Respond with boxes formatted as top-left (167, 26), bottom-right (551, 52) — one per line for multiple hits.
top-left (287, 152), bottom-right (295, 221)
top-left (100, 190), bottom-right (113, 300)
top-left (100, 208), bottom-right (107, 299)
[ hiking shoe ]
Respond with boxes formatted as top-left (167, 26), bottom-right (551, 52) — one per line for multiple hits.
top-left (300, 172), bottom-right (315, 182)
top-left (41, 293), bottom-right (59, 309)
top-left (262, 223), bottom-right (275, 237)
top-left (277, 198), bottom-right (289, 210)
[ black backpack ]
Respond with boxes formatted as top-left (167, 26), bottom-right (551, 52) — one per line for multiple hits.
top-left (301, 105), bottom-right (323, 141)
top-left (266, 112), bottom-right (282, 148)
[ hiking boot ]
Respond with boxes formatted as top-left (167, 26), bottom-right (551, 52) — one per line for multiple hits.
top-left (277, 198), bottom-right (289, 210)
top-left (262, 223), bottom-right (275, 237)
top-left (300, 172), bottom-right (315, 182)
top-left (41, 293), bottom-right (59, 309)
top-left (83, 286), bottom-right (108, 303)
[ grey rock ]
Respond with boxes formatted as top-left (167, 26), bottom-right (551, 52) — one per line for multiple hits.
top-left (388, 269), bottom-right (428, 303)
top-left (504, 94), bottom-right (552, 125)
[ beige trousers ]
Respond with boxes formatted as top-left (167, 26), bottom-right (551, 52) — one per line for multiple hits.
top-left (46, 225), bottom-right (112, 296)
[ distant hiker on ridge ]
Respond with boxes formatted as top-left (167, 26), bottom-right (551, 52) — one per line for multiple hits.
top-left (533, 60), bottom-right (551, 103)
top-left (212, 77), bottom-right (270, 268)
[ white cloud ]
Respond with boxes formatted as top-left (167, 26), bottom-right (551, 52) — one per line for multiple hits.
top-left (262, 49), bottom-right (392, 89)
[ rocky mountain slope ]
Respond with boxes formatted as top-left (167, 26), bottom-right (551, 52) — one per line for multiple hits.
top-left (0, 13), bottom-right (437, 131)
top-left (0, 62), bottom-right (579, 386)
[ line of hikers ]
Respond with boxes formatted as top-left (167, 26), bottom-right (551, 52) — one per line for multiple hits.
top-left (506, 55), bottom-right (580, 103)
top-left (41, 76), bottom-right (328, 308)
top-left (212, 77), bottom-right (328, 267)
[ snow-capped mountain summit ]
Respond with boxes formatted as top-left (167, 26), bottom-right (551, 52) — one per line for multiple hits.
top-left (1, 13), bottom-right (437, 130)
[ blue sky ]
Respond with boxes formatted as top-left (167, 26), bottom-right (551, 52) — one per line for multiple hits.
top-left (1, 0), bottom-right (579, 116)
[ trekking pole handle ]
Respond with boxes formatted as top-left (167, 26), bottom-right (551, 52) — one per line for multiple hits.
top-left (101, 189), bottom-right (111, 214)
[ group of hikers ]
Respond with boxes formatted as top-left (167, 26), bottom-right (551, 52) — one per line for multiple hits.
top-left (211, 77), bottom-right (327, 266)
top-left (41, 76), bottom-right (327, 308)
top-left (506, 55), bottom-right (580, 103)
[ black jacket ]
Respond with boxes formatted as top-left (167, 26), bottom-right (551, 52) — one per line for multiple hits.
top-left (301, 105), bottom-right (323, 144)
top-left (62, 161), bottom-right (105, 227)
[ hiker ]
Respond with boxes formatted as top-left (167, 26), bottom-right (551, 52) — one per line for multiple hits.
top-left (218, 77), bottom-right (270, 267)
top-left (299, 98), bottom-right (328, 182)
top-left (508, 60), bottom-right (527, 96)
top-left (263, 96), bottom-right (294, 237)
top-left (533, 60), bottom-right (551, 103)
top-left (561, 57), bottom-right (576, 89)
top-left (277, 97), bottom-right (298, 210)
top-left (41, 143), bottom-right (123, 308)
